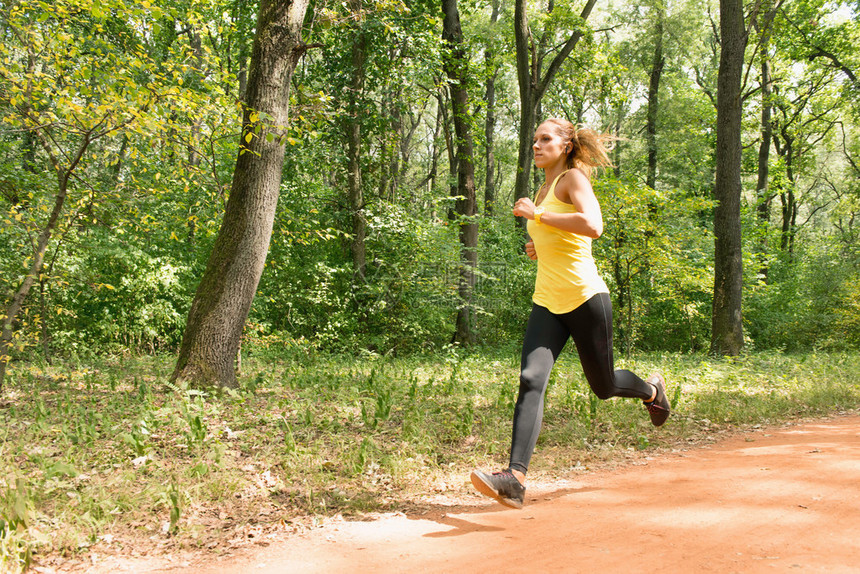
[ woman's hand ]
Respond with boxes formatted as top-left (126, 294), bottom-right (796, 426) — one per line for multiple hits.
top-left (525, 240), bottom-right (537, 260)
top-left (513, 197), bottom-right (536, 220)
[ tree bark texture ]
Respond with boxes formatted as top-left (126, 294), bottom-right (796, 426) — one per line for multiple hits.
top-left (484, 53), bottom-right (497, 214)
top-left (710, 0), bottom-right (746, 356)
top-left (438, 89), bottom-right (459, 221)
top-left (442, 0), bottom-right (478, 346)
top-left (756, 48), bottom-right (773, 279)
top-left (773, 129), bottom-right (798, 255)
top-left (346, 3), bottom-right (367, 280)
top-left (172, 0), bottom-right (310, 388)
top-left (483, 0), bottom-right (501, 214)
top-left (755, 3), bottom-right (774, 224)
top-left (645, 4), bottom-right (664, 190)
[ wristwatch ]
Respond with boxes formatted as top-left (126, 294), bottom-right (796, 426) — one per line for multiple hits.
top-left (534, 206), bottom-right (545, 225)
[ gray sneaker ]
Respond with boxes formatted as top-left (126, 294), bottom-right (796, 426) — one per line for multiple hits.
top-left (643, 373), bottom-right (670, 426)
top-left (470, 469), bottom-right (526, 509)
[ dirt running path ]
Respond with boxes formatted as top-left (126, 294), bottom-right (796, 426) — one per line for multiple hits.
top-left (152, 415), bottom-right (860, 573)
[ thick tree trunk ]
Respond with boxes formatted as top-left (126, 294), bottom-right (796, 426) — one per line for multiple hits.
top-left (710, 0), bottom-right (746, 356)
top-left (442, 0), bottom-right (478, 346)
top-left (172, 0), bottom-right (310, 388)
top-left (645, 4), bottom-right (664, 190)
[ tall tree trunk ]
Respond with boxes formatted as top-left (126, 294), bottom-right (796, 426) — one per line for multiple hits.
top-left (645, 3), bottom-right (664, 190)
top-left (399, 108), bottom-right (420, 202)
top-left (438, 89), bottom-right (458, 221)
top-left (0, 44), bottom-right (103, 390)
top-left (710, 0), bottom-right (746, 356)
top-left (756, 49), bottom-right (773, 277)
top-left (419, 101), bottom-right (444, 208)
top-left (346, 1), bottom-right (367, 280)
top-left (1, 180), bottom-right (66, 389)
top-left (779, 151), bottom-right (797, 256)
top-left (442, 0), bottom-right (478, 346)
top-left (483, 0), bottom-right (501, 214)
top-left (384, 88), bottom-right (402, 202)
top-left (773, 130), bottom-right (797, 256)
top-left (755, 2), bottom-right (776, 281)
top-left (172, 0), bottom-right (311, 388)
top-left (784, 147), bottom-right (796, 256)
top-left (513, 0), bottom-right (536, 218)
top-left (484, 55), bottom-right (497, 214)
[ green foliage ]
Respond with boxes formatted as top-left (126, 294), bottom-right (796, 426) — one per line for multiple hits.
top-left (53, 236), bottom-right (192, 354)
top-left (253, 184), bottom-right (462, 353)
top-left (0, 478), bottom-right (36, 572)
top-left (0, 0), bottom-right (858, 370)
top-left (746, 241), bottom-right (860, 351)
top-left (595, 176), bottom-right (715, 352)
top-left (1, 0), bottom-right (860, 568)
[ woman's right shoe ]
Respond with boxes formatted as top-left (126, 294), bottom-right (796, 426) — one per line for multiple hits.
top-left (643, 373), bottom-right (670, 426)
top-left (470, 469), bottom-right (526, 509)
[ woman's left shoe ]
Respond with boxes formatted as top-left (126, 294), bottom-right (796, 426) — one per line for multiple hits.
top-left (470, 469), bottom-right (525, 509)
top-left (643, 373), bottom-right (670, 426)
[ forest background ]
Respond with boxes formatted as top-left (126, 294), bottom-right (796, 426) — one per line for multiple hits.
top-left (1, 0), bottom-right (859, 570)
top-left (1, 0), bottom-right (859, 368)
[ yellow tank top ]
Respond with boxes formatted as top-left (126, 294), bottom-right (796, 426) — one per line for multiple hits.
top-left (526, 170), bottom-right (609, 314)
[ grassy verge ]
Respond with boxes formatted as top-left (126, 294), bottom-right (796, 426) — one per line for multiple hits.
top-left (2, 348), bottom-right (859, 572)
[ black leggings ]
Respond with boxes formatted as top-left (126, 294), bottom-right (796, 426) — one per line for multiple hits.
top-left (508, 293), bottom-right (653, 475)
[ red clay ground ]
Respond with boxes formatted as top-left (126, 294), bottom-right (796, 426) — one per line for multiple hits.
top-left (85, 414), bottom-right (860, 573)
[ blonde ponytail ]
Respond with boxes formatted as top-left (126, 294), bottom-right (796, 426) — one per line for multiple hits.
top-left (543, 118), bottom-right (615, 179)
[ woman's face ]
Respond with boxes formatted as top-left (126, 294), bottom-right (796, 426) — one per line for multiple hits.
top-left (532, 122), bottom-right (569, 169)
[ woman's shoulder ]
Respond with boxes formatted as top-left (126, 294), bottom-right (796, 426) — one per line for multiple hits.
top-left (560, 167), bottom-right (590, 185)
top-left (556, 168), bottom-right (593, 196)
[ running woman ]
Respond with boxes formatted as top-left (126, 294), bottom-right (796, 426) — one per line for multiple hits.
top-left (470, 119), bottom-right (670, 509)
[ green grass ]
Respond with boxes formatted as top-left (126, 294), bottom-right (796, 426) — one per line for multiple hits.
top-left (1, 348), bottom-right (859, 572)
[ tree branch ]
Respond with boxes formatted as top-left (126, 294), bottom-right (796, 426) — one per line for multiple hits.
top-left (535, 0), bottom-right (598, 102)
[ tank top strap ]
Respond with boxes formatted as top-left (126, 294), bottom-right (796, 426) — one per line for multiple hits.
top-left (537, 169), bottom-right (571, 205)
top-left (549, 169), bottom-right (571, 194)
